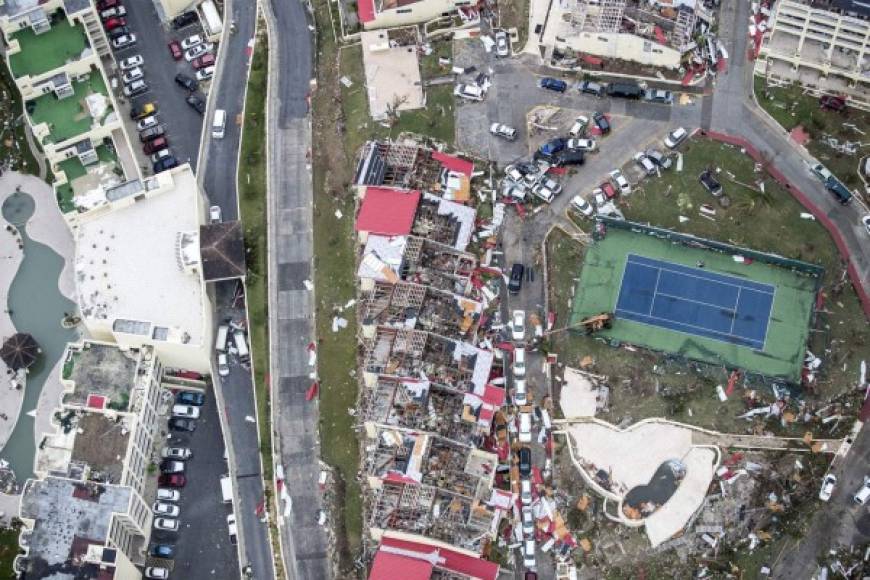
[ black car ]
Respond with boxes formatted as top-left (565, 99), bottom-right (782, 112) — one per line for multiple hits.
top-left (174, 73), bottom-right (198, 92)
top-left (153, 156), bottom-right (178, 173)
top-left (150, 544), bottom-right (175, 559)
top-left (139, 125), bottom-right (165, 142)
top-left (107, 25), bottom-right (131, 40)
top-left (518, 447), bottom-right (532, 476)
top-left (172, 10), bottom-right (198, 29)
top-left (606, 82), bottom-right (642, 99)
top-left (168, 417), bottom-right (196, 432)
top-left (579, 81), bottom-right (604, 96)
top-left (177, 391), bottom-right (205, 406)
top-left (551, 149), bottom-right (584, 167)
top-left (592, 111), bottom-right (610, 134)
top-left (508, 263), bottom-right (524, 294)
top-left (186, 94), bottom-right (206, 114)
top-left (699, 170), bottom-right (723, 197)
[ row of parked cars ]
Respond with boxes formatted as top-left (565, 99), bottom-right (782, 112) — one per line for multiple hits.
top-left (144, 390), bottom-right (207, 579)
top-left (538, 77), bottom-right (674, 104)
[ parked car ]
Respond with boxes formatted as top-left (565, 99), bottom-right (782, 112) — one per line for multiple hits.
top-left (196, 66), bottom-right (215, 81)
top-left (143, 136), bottom-right (168, 155)
top-left (511, 310), bottom-right (526, 342)
top-left (168, 417), bottom-right (196, 432)
top-left (863, 215), bottom-right (870, 236)
top-left (539, 77), bottom-right (567, 92)
top-left (538, 175), bottom-right (562, 195)
top-left (644, 88), bottom-right (673, 104)
top-left (664, 127), bottom-right (688, 149)
top-left (139, 125), bottom-right (164, 142)
top-left (174, 73), bottom-right (198, 92)
top-left (123, 80), bottom-right (147, 97)
top-left (156, 489), bottom-right (180, 502)
top-left (520, 477), bottom-right (533, 504)
top-left (100, 6), bottom-right (127, 20)
top-left (495, 30), bottom-right (510, 57)
top-left (592, 187), bottom-right (607, 208)
top-left (537, 137), bottom-right (566, 158)
top-left (551, 149), bottom-right (584, 167)
top-left (489, 122), bottom-right (516, 140)
top-left (508, 263), bottom-right (524, 294)
top-left (227, 513), bottom-right (238, 545)
top-left (853, 477), bottom-right (870, 505)
top-left (218, 352), bottom-right (229, 376)
top-left (149, 544), bottom-right (175, 559)
top-left (514, 378), bottom-right (528, 406)
top-left (609, 169), bottom-right (631, 195)
top-left (176, 391), bottom-right (205, 406)
top-left (158, 474), bottom-right (186, 488)
top-left (579, 81), bottom-right (604, 96)
top-left (130, 102), bottom-right (156, 120)
top-left (513, 347), bottom-right (526, 378)
top-left (168, 40), bottom-right (183, 60)
top-left (97, 0), bottom-right (121, 11)
top-left (606, 82), bottom-right (642, 99)
top-left (592, 111), bottom-right (610, 134)
top-left (181, 35), bottom-right (203, 50)
top-left (699, 170), bottom-right (723, 196)
top-left (192, 53), bottom-right (216, 70)
top-left (153, 156), bottom-right (177, 174)
top-left (145, 568), bottom-right (169, 580)
top-left (121, 67), bottom-right (143, 84)
top-left (151, 148), bottom-right (171, 164)
top-left (161, 447), bottom-right (192, 460)
top-left (186, 94), bottom-right (206, 114)
top-left (645, 148), bottom-right (672, 169)
top-left (523, 538), bottom-right (536, 568)
top-left (600, 182), bottom-right (617, 200)
top-left (172, 404), bottom-right (200, 419)
top-left (518, 447), bottom-right (532, 476)
top-left (521, 506), bottom-right (535, 536)
top-left (160, 461), bottom-right (185, 475)
top-left (518, 413), bottom-right (532, 443)
top-left (111, 34), bottom-right (136, 49)
top-left (210, 205), bottom-right (222, 223)
top-left (570, 195), bottom-right (594, 216)
top-left (185, 43), bottom-right (214, 62)
top-left (454, 83), bottom-right (484, 101)
top-left (568, 115), bottom-right (589, 137)
top-left (532, 182), bottom-right (556, 202)
top-left (633, 152), bottom-right (656, 176)
top-left (826, 178), bottom-right (853, 204)
top-left (172, 11), bottom-right (199, 29)
top-left (103, 17), bottom-right (127, 31)
top-left (153, 518), bottom-right (179, 532)
top-left (819, 94), bottom-right (846, 112)
top-left (152, 502), bottom-right (180, 517)
top-left (567, 138), bottom-right (596, 152)
top-left (107, 26), bottom-right (131, 40)
top-left (819, 474), bottom-right (836, 501)
top-left (118, 55), bottom-right (143, 70)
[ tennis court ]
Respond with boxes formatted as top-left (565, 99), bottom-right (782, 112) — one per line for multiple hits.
top-left (616, 255), bottom-right (774, 350)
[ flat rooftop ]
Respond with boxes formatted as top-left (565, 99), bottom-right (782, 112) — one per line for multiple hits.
top-left (8, 18), bottom-right (90, 79)
top-left (63, 343), bottom-right (137, 412)
top-left (70, 413), bottom-right (131, 484)
top-left (360, 30), bottom-right (425, 121)
top-left (75, 167), bottom-right (206, 347)
top-left (28, 70), bottom-right (112, 145)
top-left (19, 477), bottom-right (131, 578)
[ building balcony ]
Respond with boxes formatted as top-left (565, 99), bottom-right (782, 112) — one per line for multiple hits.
top-left (26, 69), bottom-right (115, 146)
top-left (7, 16), bottom-right (90, 80)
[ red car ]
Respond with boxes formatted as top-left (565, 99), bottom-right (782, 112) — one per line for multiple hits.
top-left (158, 474), bottom-right (186, 488)
top-left (97, 0), bottom-right (120, 10)
top-left (191, 53), bottom-right (215, 70)
top-left (103, 17), bottom-right (126, 30)
top-left (820, 95), bottom-right (846, 113)
top-left (143, 136), bottom-right (168, 155)
top-left (168, 40), bottom-right (183, 61)
top-left (600, 181), bottom-right (617, 199)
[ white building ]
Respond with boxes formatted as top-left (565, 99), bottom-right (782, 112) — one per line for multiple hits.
top-left (756, 0), bottom-right (870, 110)
top-left (71, 165), bottom-right (215, 373)
top-left (356, 0), bottom-right (475, 30)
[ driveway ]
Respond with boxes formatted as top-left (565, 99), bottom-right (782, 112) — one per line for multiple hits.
top-left (109, 0), bottom-right (206, 173)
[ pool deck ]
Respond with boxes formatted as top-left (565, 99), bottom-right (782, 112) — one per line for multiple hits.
top-left (0, 172), bottom-right (78, 471)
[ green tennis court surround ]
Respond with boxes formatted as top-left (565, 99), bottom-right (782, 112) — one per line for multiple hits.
top-left (569, 222), bottom-right (820, 382)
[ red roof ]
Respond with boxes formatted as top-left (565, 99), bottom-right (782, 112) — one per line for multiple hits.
top-left (654, 25), bottom-right (666, 44)
top-left (357, 0), bottom-right (375, 22)
top-left (355, 187), bottom-right (421, 236)
top-left (482, 385), bottom-right (505, 407)
top-left (380, 535), bottom-right (499, 580)
top-left (369, 550), bottom-right (433, 580)
top-left (431, 151), bottom-right (474, 177)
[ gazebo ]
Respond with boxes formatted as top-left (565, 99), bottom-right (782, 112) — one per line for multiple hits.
top-left (0, 333), bottom-right (41, 371)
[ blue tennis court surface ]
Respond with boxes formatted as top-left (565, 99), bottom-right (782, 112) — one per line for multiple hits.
top-left (615, 254), bottom-right (775, 349)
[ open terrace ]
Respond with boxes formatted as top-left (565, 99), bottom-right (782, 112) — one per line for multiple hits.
top-left (28, 69), bottom-right (111, 145)
top-left (8, 17), bottom-right (89, 79)
top-left (62, 342), bottom-right (138, 412)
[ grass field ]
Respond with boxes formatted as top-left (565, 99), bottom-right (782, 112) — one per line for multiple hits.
top-left (569, 226), bottom-right (817, 381)
top-left (0, 524), bottom-right (19, 580)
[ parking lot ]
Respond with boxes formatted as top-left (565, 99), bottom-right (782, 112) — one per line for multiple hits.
top-left (105, 0), bottom-right (211, 175)
top-left (147, 386), bottom-right (241, 580)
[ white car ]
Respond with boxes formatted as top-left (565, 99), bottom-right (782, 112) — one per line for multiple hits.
top-left (111, 34), bottom-right (136, 49)
top-left (514, 378), bottom-right (528, 406)
top-left (185, 43), bottom-right (214, 62)
top-left (454, 83), bottom-right (484, 101)
top-left (520, 477), bottom-right (533, 505)
top-left (495, 30), bottom-right (510, 57)
top-left (156, 488), bottom-right (180, 502)
top-left (633, 152), bottom-right (656, 176)
top-left (161, 447), bottom-right (192, 460)
top-left (489, 122), bottom-right (517, 141)
top-left (513, 347), bottom-right (526, 378)
top-left (664, 126), bottom-right (688, 149)
top-left (504, 165), bottom-right (524, 184)
top-left (122, 79), bottom-right (147, 97)
top-left (196, 65), bottom-right (215, 81)
top-left (101, 6), bottom-right (127, 19)
top-left (531, 183), bottom-right (555, 203)
top-left (591, 187), bottom-right (607, 208)
top-left (144, 568), bottom-right (169, 580)
top-left (209, 205), bottom-right (222, 224)
top-left (819, 474), bottom-right (836, 502)
top-left (153, 517), bottom-right (179, 531)
top-left (523, 538), bottom-right (536, 568)
top-left (172, 404), bottom-right (200, 419)
top-left (518, 412), bottom-right (532, 443)
top-left (152, 502), bottom-right (180, 517)
top-left (853, 477), bottom-right (870, 505)
top-left (180, 34), bottom-right (203, 50)
top-left (118, 54), bottom-right (143, 71)
top-left (568, 115), bottom-right (589, 137)
top-left (570, 195), bottom-right (594, 217)
top-left (137, 115), bottom-right (158, 132)
top-left (567, 138), bottom-right (596, 152)
top-left (151, 149), bottom-right (172, 164)
top-left (609, 169), bottom-right (631, 195)
top-left (538, 175), bottom-right (562, 195)
top-left (511, 310), bottom-right (525, 342)
top-left (521, 506), bottom-right (535, 536)
top-left (218, 352), bottom-right (229, 376)
top-left (121, 67), bottom-right (143, 84)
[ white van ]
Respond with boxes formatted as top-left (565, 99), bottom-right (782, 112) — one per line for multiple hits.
top-left (215, 325), bottom-right (229, 352)
top-left (212, 109), bottom-right (226, 139)
top-left (220, 474), bottom-right (233, 503)
top-left (233, 330), bottom-right (250, 362)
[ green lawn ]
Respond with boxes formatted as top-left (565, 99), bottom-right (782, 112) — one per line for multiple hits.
top-left (9, 18), bottom-right (88, 79)
top-left (29, 70), bottom-right (111, 144)
top-left (754, 76), bottom-right (869, 188)
top-left (0, 524), bottom-right (20, 580)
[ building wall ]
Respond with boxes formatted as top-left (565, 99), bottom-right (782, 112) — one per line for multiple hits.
top-left (112, 552), bottom-right (143, 580)
top-left (556, 32), bottom-right (681, 69)
top-left (365, 0), bottom-right (470, 30)
top-left (121, 349), bottom-right (163, 498)
top-left (158, 0), bottom-right (198, 21)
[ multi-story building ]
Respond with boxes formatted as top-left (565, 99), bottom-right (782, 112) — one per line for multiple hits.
top-left (756, 0), bottom-right (870, 110)
top-left (0, 0), bottom-right (140, 213)
top-left (355, 0), bottom-right (477, 30)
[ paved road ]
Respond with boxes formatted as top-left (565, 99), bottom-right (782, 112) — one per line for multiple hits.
top-left (112, 0), bottom-right (206, 172)
top-left (262, 0), bottom-right (332, 578)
